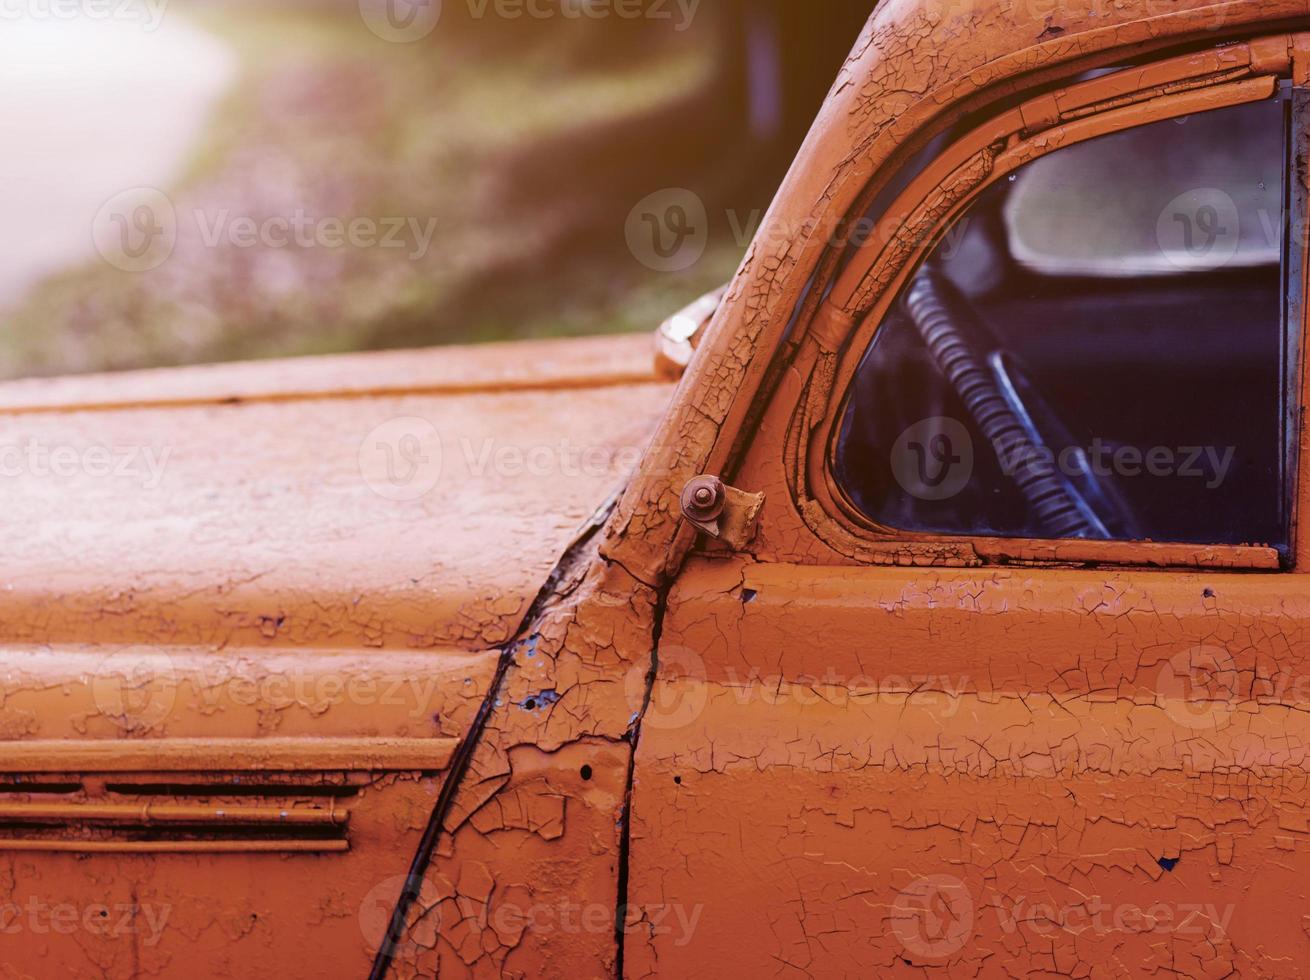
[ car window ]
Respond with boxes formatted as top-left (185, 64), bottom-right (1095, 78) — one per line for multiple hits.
top-left (833, 93), bottom-right (1293, 549)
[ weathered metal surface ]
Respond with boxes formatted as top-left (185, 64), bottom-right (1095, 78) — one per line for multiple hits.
top-left (5, 2), bottom-right (1310, 976)
top-left (614, 5), bottom-right (1310, 978)
top-left (0, 332), bottom-right (671, 974)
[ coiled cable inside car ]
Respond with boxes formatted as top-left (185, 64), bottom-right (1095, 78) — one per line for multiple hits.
top-left (904, 267), bottom-right (1105, 540)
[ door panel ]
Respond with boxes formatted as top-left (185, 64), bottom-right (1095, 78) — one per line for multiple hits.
top-left (619, 26), bottom-right (1310, 980)
top-left (627, 557), bottom-right (1310, 976)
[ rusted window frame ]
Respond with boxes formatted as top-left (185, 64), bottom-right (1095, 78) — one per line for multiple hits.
top-left (787, 34), bottom-right (1310, 572)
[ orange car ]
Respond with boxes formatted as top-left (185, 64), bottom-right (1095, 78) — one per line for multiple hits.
top-left (6, 0), bottom-right (1310, 976)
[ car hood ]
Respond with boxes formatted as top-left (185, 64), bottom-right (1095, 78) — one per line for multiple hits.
top-left (0, 333), bottom-right (673, 653)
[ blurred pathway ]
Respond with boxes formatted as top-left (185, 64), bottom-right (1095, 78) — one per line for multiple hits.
top-left (0, 5), bottom-right (234, 307)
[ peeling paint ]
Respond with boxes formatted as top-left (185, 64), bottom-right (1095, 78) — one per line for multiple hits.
top-left (2, 2), bottom-right (1310, 977)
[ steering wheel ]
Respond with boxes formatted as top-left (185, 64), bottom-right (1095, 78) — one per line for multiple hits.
top-left (904, 267), bottom-right (1140, 540)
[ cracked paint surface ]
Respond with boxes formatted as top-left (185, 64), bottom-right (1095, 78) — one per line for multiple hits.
top-left (381, 4), bottom-right (1310, 977)
top-left (0, 333), bottom-right (671, 975)
top-left (384, 546), bottom-right (658, 978)
top-left (3, 1), bottom-right (1310, 976)
top-left (627, 559), bottom-right (1310, 976)
top-left (613, 3), bottom-right (1310, 979)
top-left (0, 334), bottom-right (668, 651)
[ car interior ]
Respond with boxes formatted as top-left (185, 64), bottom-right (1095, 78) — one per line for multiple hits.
top-left (835, 94), bottom-right (1291, 548)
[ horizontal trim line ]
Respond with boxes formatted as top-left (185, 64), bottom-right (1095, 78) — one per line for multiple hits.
top-left (0, 839), bottom-right (350, 853)
top-left (0, 802), bottom-right (349, 826)
top-left (0, 737), bottom-right (459, 773)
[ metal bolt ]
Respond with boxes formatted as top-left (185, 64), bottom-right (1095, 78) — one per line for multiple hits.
top-left (681, 475), bottom-right (725, 523)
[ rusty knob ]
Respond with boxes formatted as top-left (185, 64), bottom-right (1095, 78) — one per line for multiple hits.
top-left (681, 476), bottom-right (725, 523)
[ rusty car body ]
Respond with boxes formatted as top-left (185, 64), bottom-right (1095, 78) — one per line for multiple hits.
top-left (6, 0), bottom-right (1310, 975)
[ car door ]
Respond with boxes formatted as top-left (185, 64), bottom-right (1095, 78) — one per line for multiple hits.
top-left (626, 37), bottom-right (1310, 977)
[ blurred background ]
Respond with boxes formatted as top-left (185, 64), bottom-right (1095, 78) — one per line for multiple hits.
top-left (0, 0), bottom-right (873, 379)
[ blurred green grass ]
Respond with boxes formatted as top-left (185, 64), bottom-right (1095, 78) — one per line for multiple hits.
top-left (1, 1), bottom-right (752, 378)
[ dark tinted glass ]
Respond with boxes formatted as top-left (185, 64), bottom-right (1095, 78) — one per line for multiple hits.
top-left (835, 95), bottom-right (1291, 548)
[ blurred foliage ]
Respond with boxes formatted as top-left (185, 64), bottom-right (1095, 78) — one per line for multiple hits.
top-left (1, 0), bottom-right (871, 377)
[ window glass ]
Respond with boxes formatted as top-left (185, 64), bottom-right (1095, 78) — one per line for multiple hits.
top-left (834, 94), bottom-right (1291, 548)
